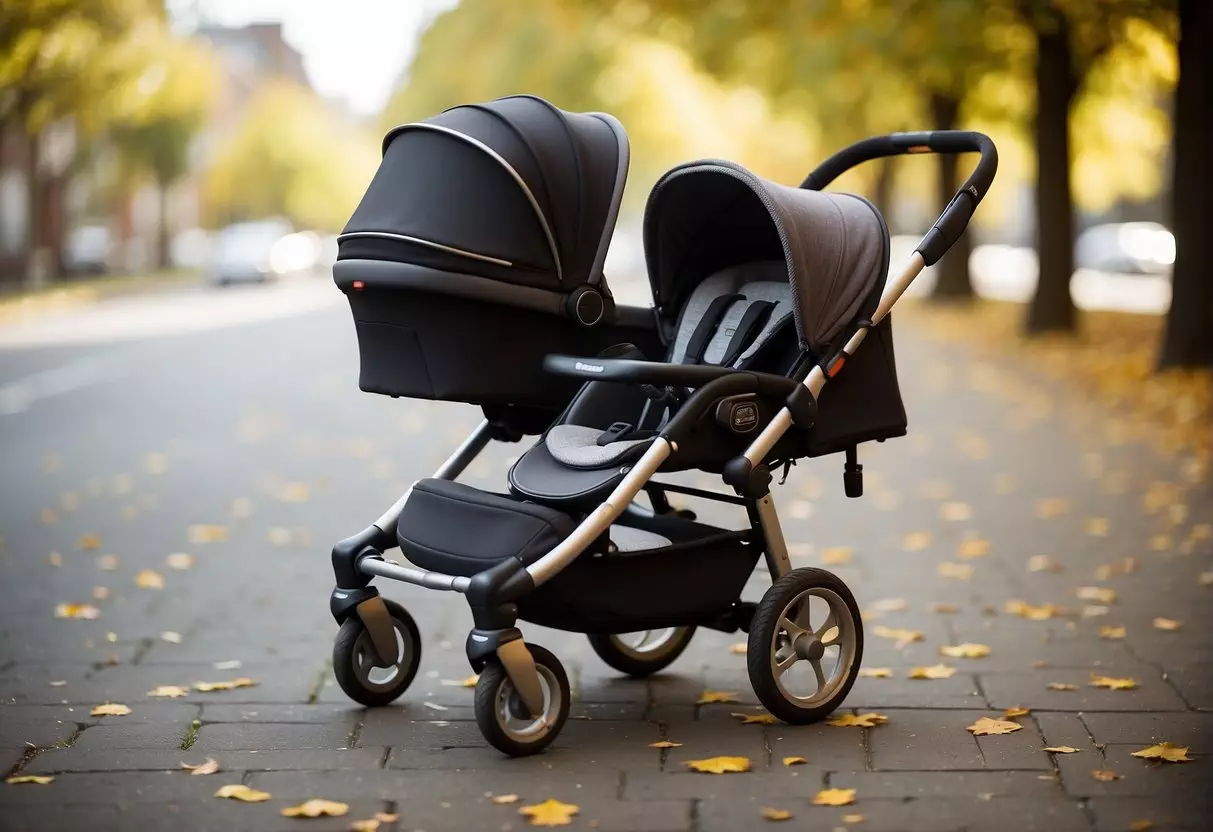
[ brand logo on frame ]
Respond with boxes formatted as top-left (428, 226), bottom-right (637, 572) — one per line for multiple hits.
top-left (575, 362), bottom-right (605, 373)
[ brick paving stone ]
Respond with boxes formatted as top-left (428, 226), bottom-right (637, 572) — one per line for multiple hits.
top-left (199, 703), bottom-right (362, 724)
top-left (22, 746), bottom-right (388, 774)
top-left (1160, 663), bottom-right (1213, 710)
top-left (829, 770), bottom-right (1064, 799)
top-left (113, 799), bottom-right (387, 832)
top-left (248, 768), bottom-right (619, 800)
top-left (1034, 711), bottom-right (1098, 751)
top-left (0, 771), bottom-right (233, 806)
top-left (85, 662), bottom-right (322, 706)
top-left (974, 715), bottom-right (1052, 771)
top-left (1077, 712), bottom-right (1213, 747)
top-left (0, 708), bottom-right (84, 751)
top-left (979, 669), bottom-right (1191, 711)
top-left (1053, 743), bottom-right (1210, 798)
top-left (661, 716), bottom-right (769, 772)
top-left (624, 768), bottom-right (824, 801)
top-left (0, 803), bottom-right (124, 832)
top-left (0, 664), bottom-right (97, 705)
top-left (845, 672), bottom-right (989, 709)
top-left (71, 722), bottom-right (194, 751)
top-left (359, 709), bottom-right (487, 748)
top-left (188, 721), bottom-right (354, 752)
top-left (1086, 795), bottom-right (1213, 832)
top-left (868, 709), bottom-right (984, 770)
top-left (765, 720), bottom-right (866, 773)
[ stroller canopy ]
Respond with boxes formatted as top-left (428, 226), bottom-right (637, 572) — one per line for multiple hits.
top-left (341, 95), bottom-right (629, 294)
top-left (643, 160), bottom-right (890, 355)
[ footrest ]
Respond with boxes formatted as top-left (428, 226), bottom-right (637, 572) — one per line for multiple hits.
top-left (397, 479), bottom-right (577, 577)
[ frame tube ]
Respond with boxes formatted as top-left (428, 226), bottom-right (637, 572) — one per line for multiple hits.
top-left (359, 556), bottom-right (471, 592)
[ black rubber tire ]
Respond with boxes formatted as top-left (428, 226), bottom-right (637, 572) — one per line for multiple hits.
top-left (587, 627), bottom-right (696, 677)
top-left (474, 643), bottom-right (570, 757)
top-left (332, 598), bottom-right (422, 708)
top-left (747, 567), bottom-right (863, 724)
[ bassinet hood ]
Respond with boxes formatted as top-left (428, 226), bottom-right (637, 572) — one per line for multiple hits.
top-left (340, 95), bottom-right (629, 292)
top-left (643, 160), bottom-right (890, 355)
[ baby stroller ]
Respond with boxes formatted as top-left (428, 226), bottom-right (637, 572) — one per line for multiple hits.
top-left (328, 95), bottom-right (997, 755)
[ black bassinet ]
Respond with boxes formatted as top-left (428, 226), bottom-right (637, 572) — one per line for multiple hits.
top-left (335, 95), bottom-right (660, 409)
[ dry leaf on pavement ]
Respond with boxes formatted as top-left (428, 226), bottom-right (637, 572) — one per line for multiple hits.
top-left (940, 643), bottom-right (990, 659)
top-left (732, 712), bottom-right (779, 725)
top-left (827, 713), bottom-right (888, 728)
top-left (1100, 626), bottom-right (1126, 639)
top-left (1090, 675), bottom-right (1138, 690)
top-left (1044, 746), bottom-right (1081, 754)
top-left (940, 502), bottom-right (973, 522)
top-left (78, 534), bottom-right (101, 551)
top-left (821, 546), bottom-right (852, 565)
top-left (1085, 517), bottom-right (1109, 537)
top-left (97, 555), bottom-right (120, 571)
top-left (931, 602), bottom-right (960, 614)
top-left (5, 775), bottom-right (54, 785)
top-left (649, 741), bottom-right (682, 748)
top-left (872, 598), bottom-right (908, 612)
top-left (684, 756), bottom-right (751, 774)
top-left (492, 794), bottom-right (520, 804)
top-left (1027, 555), bottom-right (1062, 573)
top-left (1128, 821), bottom-right (1153, 832)
top-left (134, 569), bottom-right (165, 590)
top-left (181, 757), bottom-right (220, 775)
top-left (1152, 617), bottom-right (1183, 631)
top-left (1035, 498), bottom-right (1070, 518)
top-left (812, 788), bottom-right (856, 806)
top-left (937, 562), bottom-right (974, 580)
top-left (909, 664), bottom-right (956, 680)
top-left (54, 603), bottom-right (100, 620)
top-left (214, 784), bottom-right (271, 802)
top-left (1076, 586), bottom-right (1116, 604)
top-left (519, 798), bottom-right (580, 826)
top-left (1005, 600), bottom-right (1062, 620)
top-left (697, 690), bottom-right (738, 705)
top-left (843, 814), bottom-right (866, 824)
top-left (1047, 682), bottom-right (1078, 691)
top-left (91, 703), bottom-right (131, 716)
top-left (188, 525), bottom-right (229, 543)
top-left (760, 807), bottom-right (792, 821)
top-left (902, 532), bottom-right (932, 552)
top-left (967, 717), bottom-right (1023, 736)
top-left (166, 553), bottom-right (194, 570)
top-left (1003, 707), bottom-right (1031, 719)
top-left (858, 668), bottom-right (892, 678)
top-left (281, 799), bottom-right (349, 818)
top-left (728, 642), bottom-right (747, 655)
top-left (1130, 742), bottom-right (1191, 762)
top-left (1091, 769), bottom-right (1121, 781)
top-left (958, 538), bottom-right (991, 559)
top-left (871, 626), bottom-right (923, 648)
top-left (148, 685), bottom-right (189, 698)
top-left (194, 678), bottom-right (257, 692)
top-left (782, 756), bottom-right (807, 766)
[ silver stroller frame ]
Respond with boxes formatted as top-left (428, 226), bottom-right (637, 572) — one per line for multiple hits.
top-left (329, 130), bottom-right (997, 741)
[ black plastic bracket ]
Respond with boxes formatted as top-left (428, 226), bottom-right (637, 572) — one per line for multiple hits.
top-left (844, 445), bottom-right (864, 498)
top-left (466, 626), bottom-right (524, 673)
top-left (332, 525), bottom-right (395, 589)
top-left (329, 584), bottom-right (380, 625)
top-left (785, 385), bottom-right (818, 430)
top-left (722, 457), bottom-right (773, 499)
top-left (465, 557), bottom-right (534, 632)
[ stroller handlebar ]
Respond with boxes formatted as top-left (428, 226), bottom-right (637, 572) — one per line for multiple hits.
top-left (801, 130), bottom-right (999, 267)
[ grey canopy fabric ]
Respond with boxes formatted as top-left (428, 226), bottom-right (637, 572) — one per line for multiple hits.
top-left (643, 160), bottom-right (890, 355)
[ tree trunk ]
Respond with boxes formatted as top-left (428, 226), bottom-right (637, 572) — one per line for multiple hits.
top-left (1159, 0), bottom-right (1213, 368)
top-left (928, 92), bottom-right (973, 300)
top-left (157, 181), bottom-right (172, 270)
top-left (23, 130), bottom-right (43, 289)
top-left (1025, 10), bottom-right (1078, 334)
top-left (872, 156), bottom-right (896, 230)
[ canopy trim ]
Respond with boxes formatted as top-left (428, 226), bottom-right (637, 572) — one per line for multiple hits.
top-left (385, 122), bottom-right (563, 282)
top-left (336, 231), bottom-right (513, 268)
top-left (583, 112), bottom-right (629, 286)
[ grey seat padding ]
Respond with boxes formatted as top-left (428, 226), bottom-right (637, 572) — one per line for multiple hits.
top-left (545, 424), bottom-right (652, 468)
top-left (609, 525), bottom-right (673, 552)
top-left (397, 478), bottom-right (575, 576)
top-left (669, 263), bottom-right (794, 367)
top-left (509, 438), bottom-right (628, 508)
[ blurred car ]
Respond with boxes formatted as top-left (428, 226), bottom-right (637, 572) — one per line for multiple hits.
top-left (63, 225), bottom-right (114, 275)
top-left (171, 228), bottom-right (213, 270)
top-left (209, 220), bottom-right (303, 285)
top-left (1075, 222), bottom-right (1175, 276)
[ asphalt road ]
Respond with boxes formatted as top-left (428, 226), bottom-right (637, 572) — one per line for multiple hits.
top-left (1, 276), bottom-right (1209, 831)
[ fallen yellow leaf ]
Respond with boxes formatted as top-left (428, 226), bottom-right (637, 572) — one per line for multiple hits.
top-left (188, 525), bottom-right (229, 543)
top-left (940, 502), bottom-right (973, 522)
top-left (902, 532), bottom-right (932, 552)
top-left (79, 534), bottom-right (101, 551)
top-left (843, 814), bottom-right (866, 824)
top-left (732, 712), bottom-right (779, 725)
top-left (1085, 517), bottom-right (1109, 537)
top-left (47, 551), bottom-right (62, 567)
top-left (967, 717), bottom-right (1023, 736)
top-left (939, 643), bottom-right (990, 659)
top-left (91, 703), bottom-right (131, 716)
top-left (1076, 586), bottom-right (1116, 604)
top-left (1094, 558), bottom-right (1136, 580)
top-left (684, 756), bottom-right (751, 773)
top-left (821, 546), bottom-right (852, 565)
top-left (1128, 820), bottom-right (1153, 832)
top-left (1044, 746), bottom-right (1081, 754)
top-left (1100, 626), bottom-right (1126, 639)
top-left (54, 603), bottom-right (100, 620)
top-left (1130, 742), bottom-right (1191, 762)
top-left (728, 642), bottom-right (747, 655)
top-left (93, 586), bottom-right (110, 600)
top-left (1152, 617), bottom-right (1183, 631)
top-left (1199, 571), bottom-right (1213, 587)
top-left (958, 538), bottom-right (991, 559)
top-left (760, 807), bottom-right (792, 821)
top-left (166, 553), bottom-right (194, 570)
top-left (1047, 682), bottom-right (1078, 691)
top-left (194, 678), bottom-right (257, 692)
top-left (5, 775), bottom-right (54, 785)
top-left (1091, 769), bottom-right (1121, 781)
top-left (96, 554), bottom-right (119, 571)
top-left (782, 756), bottom-right (807, 766)
top-left (858, 668), bottom-right (892, 678)
top-left (1090, 675), bottom-right (1138, 690)
top-left (134, 569), bottom-right (165, 590)
top-left (872, 598), bottom-right (908, 612)
top-left (147, 685), bottom-right (189, 699)
top-left (1005, 600), bottom-right (1063, 620)
top-left (909, 664), bottom-right (956, 680)
top-left (519, 798), bottom-right (580, 826)
top-left (937, 562), bottom-right (974, 580)
top-left (1027, 555), bottom-right (1062, 573)
top-left (812, 788), bottom-right (856, 806)
top-left (1035, 498), bottom-right (1070, 519)
top-left (931, 602), bottom-right (960, 614)
top-left (492, 794), bottom-right (520, 804)
top-left (161, 631), bottom-right (182, 644)
top-left (872, 625), bottom-right (923, 648)
top-left (827, 713), bottom-right (888, 728)
top-left (1003, 706), bottom-right (1031, 719)
top-left (697, 690), bottom-right (738, 705)
top-left (649, 741), bottom-right (682, 748)
top-left (181, 757), bottom-right (220, 775)
top-left (281, 799), bottom-right (349, 818)
top-left (214, 784), bottom-right (271, 802)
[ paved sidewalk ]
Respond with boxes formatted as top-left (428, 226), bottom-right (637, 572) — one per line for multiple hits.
top-left (0, 301), bottom-right (1209, 831)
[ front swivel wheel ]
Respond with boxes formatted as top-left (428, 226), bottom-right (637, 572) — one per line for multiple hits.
top-left (333, 599), bottom-right (422, 707)
top-left (474, 643), bottom-right (570, 756)
top-left (747, 567), bottom-right (863, 724)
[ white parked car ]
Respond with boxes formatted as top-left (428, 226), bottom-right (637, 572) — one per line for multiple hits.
top-left (209, 220), bottom-right (304, 285)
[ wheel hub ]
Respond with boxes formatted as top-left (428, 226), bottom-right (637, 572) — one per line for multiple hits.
top-left (793, 633), bottom-right (825, 661)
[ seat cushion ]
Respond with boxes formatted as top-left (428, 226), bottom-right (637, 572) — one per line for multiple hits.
top-left (509, 439), bottom-right (630, 508)
top-left (397, 479), bottom-right (576, 576)
top-left (545, 424), bottom-right (652, 468)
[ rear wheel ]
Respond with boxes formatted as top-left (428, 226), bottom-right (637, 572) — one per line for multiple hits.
top-left (588, 627), bottom-right (695, 677)
top-left (474, 643), bottom-right (569, 756)
top-left (747, 568), bottom-right (862, 724)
